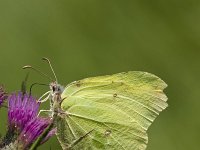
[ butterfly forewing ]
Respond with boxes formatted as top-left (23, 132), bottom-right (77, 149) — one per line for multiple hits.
top-left (58, 71), bottom-right (168, 150)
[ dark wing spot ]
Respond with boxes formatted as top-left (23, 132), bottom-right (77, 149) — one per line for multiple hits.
top-left (76, 81), bottom-right (81, 87)
top-left (104, 130), bottom-right (112, 136)
top-left (113, 93), bottom-right (117, 98)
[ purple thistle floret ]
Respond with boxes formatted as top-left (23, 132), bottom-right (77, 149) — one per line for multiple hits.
top-left (0, 92), bottom-right (56, 149)
top-left (19, 117), bottom-right (54, 148)
top-left (5, 92), bottom-right (56, 149)
top-left (8, 92), bottom-right (40, 131)
top-left (0, 86), bottom-right (8, 106)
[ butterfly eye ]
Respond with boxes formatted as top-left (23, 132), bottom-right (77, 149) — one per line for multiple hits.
top-left (58, 87), bottom-right (61, 92)
top-left (52, 86), bottom-right (56, 92)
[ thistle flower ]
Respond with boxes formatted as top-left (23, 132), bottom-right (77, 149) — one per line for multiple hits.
top-left (0, 86), bottom-right (8, 106)
top-left (0, 92), bottom-right (55, 149)
top-left (8, 92), bottom-right (40, 131)
top-left (18, 117), bottom-right (55, 149)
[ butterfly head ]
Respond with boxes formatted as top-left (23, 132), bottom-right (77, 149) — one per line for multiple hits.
top-left (50, 82), bottom-right (64, 95)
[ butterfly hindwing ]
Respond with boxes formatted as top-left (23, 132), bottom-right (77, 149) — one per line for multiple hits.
top-left (57, 71), bottom-right (168, 150)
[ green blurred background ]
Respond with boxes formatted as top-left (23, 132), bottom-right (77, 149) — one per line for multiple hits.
top-left (0, 0), bottom-right (199, 149)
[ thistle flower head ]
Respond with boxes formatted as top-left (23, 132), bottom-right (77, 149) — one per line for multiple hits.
top-left (8, 92), bottom-right (40, 131)
top-left (0, 92), bottom-right (55, 149)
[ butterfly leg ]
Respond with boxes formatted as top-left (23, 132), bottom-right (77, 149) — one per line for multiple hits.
top-left (38, 91), bottom-right (51, 103)
top-left (54, 109), bottom-right (69, 120)
top-left (67, 129), bottom-right (94, 149)
top-left (37, 109), bottom-right (52, 117)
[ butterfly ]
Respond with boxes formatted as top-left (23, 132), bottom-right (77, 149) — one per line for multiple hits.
top-left (24, 58), bottom-right (168, 150)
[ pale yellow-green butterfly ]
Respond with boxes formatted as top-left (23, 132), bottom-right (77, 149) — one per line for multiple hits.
top-left (24, 58), bottom-right (168, 150)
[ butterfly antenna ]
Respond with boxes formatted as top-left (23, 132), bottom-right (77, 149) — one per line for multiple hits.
top-left (22, 65), bottom-right (53, 81)
top-left (29, 82), bottom-right (49, 95)
top-left (42, 57), bottom-right (58, 82)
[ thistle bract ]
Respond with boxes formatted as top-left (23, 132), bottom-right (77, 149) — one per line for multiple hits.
top-left (0, 86), bottom-right (7, 106)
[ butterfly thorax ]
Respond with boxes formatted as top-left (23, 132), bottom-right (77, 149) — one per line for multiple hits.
top-left (49, 82), bottom-right (64, 117)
